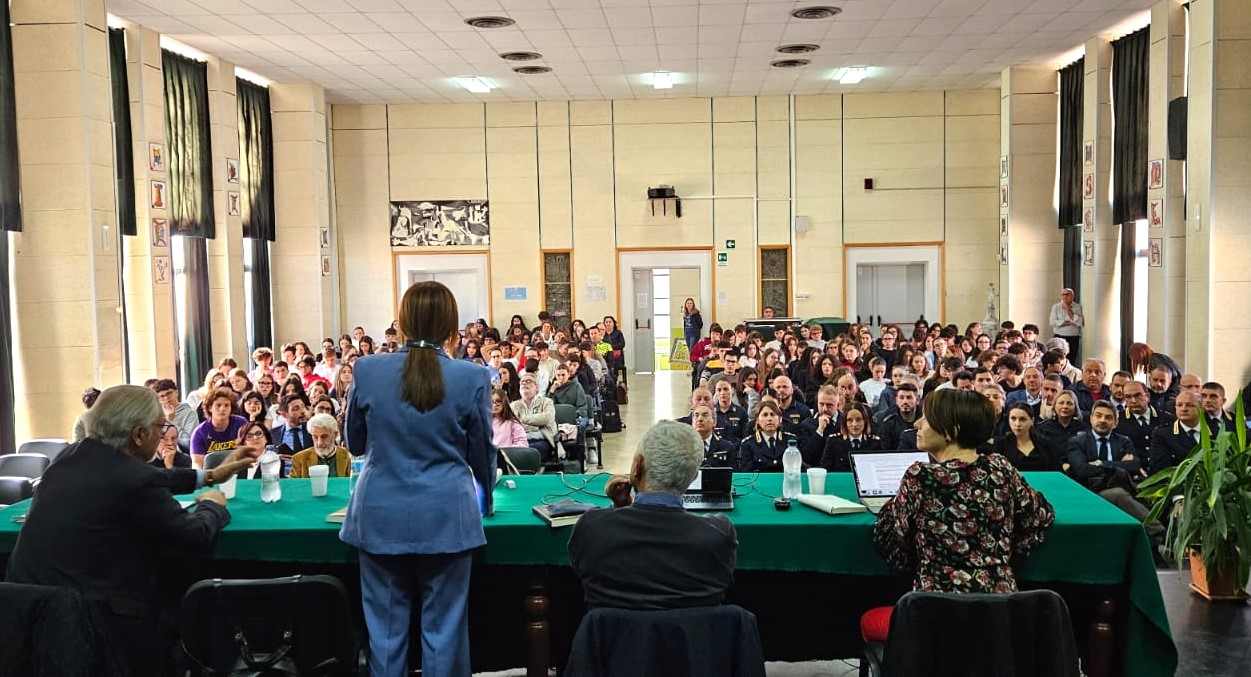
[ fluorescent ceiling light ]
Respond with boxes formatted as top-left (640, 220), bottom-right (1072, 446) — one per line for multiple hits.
top-left (652, 71), bottom-right (674, 90)
top-left (160, 36), bottom-right (208, 61)
top-left (832, 67), bottom-right (871, 84)
top-left (236, 67), bottom-right (272, 87)
top-left (455, 76), bottom-right (493, 93)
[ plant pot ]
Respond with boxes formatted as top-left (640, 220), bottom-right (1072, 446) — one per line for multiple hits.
top-left (1188, 549), bottom-right (1249, 601)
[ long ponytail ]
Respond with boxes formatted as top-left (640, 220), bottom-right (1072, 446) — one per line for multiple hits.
top-left (399, 281), bottom-right (459, 412)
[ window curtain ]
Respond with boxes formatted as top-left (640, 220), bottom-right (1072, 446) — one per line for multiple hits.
top-left (1112, 28), bottom-right (1149, 226)
top-left (237, 78), bottom-right (274, 351)
top-left (109, 28), bottom-right (136, 236)
top-left (0, 3), bottom-right (19, 454)
top-left (162, 50), bottom-right (214, 237)
top-left (1112, 28), bottom-right (1149, 370)
top-left (163, 50), bottom-right (214, 389)
top-left (1058, 59), bottom-right (1084, 298)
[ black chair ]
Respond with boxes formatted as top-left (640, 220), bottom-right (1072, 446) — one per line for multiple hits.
top-left (0, 477), bottom-right (34, 507)
top-left (861, 590), bottom-right (1080, 677)
top-left (554, 403), bottom-right (586, 473)
top-left (0, 453), bottom-right (50, 479)
top-left (17, 439), bottom-right (68, 463)
top-left (500, 446), bottom-right (543, 475)
top-left (0, 582), bottom-right (126, 675)
top-left (565, 605), bottom-right (766, 677)
top-left (181, 575), bottom-right (365, 676)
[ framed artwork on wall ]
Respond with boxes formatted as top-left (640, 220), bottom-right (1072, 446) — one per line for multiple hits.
top-left (1083, 141), bottom-right (1094, 166)
top-left (389, 200), bottom-right (490, 247)
top-left (1083, 207), bottom-right (1094, 232)
top-left (1000, 156), bottom-right (1008, 179)
top-left (226, 158), bottom-right (240, 184)
top-left (1083, 240), bottom-right (1095, 266)
top-left (1082, 173), bottom-right (1094, 200)
top-left (151, 180), bottom-right (166, 209)
top-left (149, 143), bottom-right (165, 172)
top-left (999, 186), bottom-right (1008, 208)
top-left (154, 256), bottom-right (171, 284)
top-left (1148, 159), bottom-right (1163, 189)
top-left (1149, 199), bottom-right (1163, 228)
top-left (227, 191), bottom-right (241, 216)
top-left (152, 218), bottom-right (168, 247)
top-left (1149, 238), bottom-right (1163, 267)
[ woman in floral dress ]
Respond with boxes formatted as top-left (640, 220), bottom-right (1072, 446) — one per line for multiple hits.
top-left (861, 388), bottom-right (1056, 642)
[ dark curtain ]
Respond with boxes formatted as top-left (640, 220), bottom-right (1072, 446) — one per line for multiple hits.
top-left (162, 50), bottom-right (214, 237)
top-left (0, 0), bottom-right (20, 233)
top-left (1112, 28), bottom-right (1149, 226)
top-left (1058, 59), bottom-right (1083, 229)
top-left (0, 5), bottom-right (18, 454)
top-left (180, 237), bottom-right (213, 392)
top-left (1058, 59), bottom-right (1084, 298)
top-left (237, 78), bottom-right (275, 352)
top-left (236, 79), bottom-right (274, 241)
top-left (109, 28), bottom-right (136, 236)
top-left (249, 238), bottom-right (273, 351)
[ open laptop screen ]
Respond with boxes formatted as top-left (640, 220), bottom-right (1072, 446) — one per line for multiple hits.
top-left (686, 467), bottom-right (732, 494)
top-left (850, 452), bottom-right (930, 498)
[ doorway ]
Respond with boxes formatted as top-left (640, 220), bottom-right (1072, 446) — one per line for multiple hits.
top-left (394, 253), bottom-right (490, 328)
top-left (618, 250), bottom-right (713, 376)
top-left (845, 245), bottom-right (942, 334)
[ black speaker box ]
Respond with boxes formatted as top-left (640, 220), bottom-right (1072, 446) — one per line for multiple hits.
top-left (1168, 97), bottom-right (1187, 161)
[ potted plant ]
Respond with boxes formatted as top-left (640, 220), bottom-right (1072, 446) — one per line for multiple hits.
top-left (1139, 394), bottom-right (1251, 600)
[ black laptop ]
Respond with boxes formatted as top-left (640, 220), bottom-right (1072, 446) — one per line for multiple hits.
top-left (681, 467), bottom-right (734, 510)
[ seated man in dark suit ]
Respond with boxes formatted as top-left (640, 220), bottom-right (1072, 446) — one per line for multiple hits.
top-left (798, 385), bottom-right (843, 465)
top-left (569, 420), bottom-right (737, 610)
top-left (1066, 399), bottom-right (1142, 487)
top-left (1114, 380), bottom-right (1174, 464)
top-left (688, 405), bottom-right (739, 468)
top-left (6, 385), bottom-right (259, 676)
top-left (1149, 391), bottom-right (1205, 474)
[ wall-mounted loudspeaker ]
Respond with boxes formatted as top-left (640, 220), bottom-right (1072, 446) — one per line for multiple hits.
top-left (794, 215), bottom-right (810, 233)
top-left (1167, 97), bottom-right (1187, 161)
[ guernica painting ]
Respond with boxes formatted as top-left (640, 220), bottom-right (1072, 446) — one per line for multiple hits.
top-left (390, 200), bottom-right (490, 247)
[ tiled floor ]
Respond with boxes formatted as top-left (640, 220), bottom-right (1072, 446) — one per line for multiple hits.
top-left (596, 370), bottom-right (693, 474)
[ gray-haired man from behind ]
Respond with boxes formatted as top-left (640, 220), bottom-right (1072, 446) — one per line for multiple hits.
top-left (568, 420), bottom-right (738, 610)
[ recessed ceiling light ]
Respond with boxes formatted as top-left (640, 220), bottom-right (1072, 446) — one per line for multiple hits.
top-left (771, 59), bottom-right (811, 68)
top-left (500, 51), bottom-right (542, 61)
top-left (465, 16), bottom-right (515, 29)
top-left (791, 6), bottom-right (842, 20)
top-left (652, 71), bottom-right (674, 89)
top-left (455, 76), bottom-right (494, 93)
top-left (833, 67), bottom-right (871, 84)
top-left (777, 44), bottom-right (820, 54)
top-left (514, 66), bottom-right (552, 75)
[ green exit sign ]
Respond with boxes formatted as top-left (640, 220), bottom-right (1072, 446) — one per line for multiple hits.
top-left (725, 239), bottom-right (736, 249)
top-left (717, 252), bottom-right (728, 265)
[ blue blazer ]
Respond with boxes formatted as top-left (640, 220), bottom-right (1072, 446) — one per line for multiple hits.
top-left (339, 348), bottom-right (496, 555)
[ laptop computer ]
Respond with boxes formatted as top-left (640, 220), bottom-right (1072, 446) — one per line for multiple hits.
top-left (681, 467), bottom-right (734, 511)
top-left (850, 452), bottom-right (930, 514)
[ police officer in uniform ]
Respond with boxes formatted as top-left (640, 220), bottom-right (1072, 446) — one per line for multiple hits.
top-left (737, 400), bottom-right (798, 472)
top-left (1148, 391), bottom-right (1204, 473)
top-left (711, 379), bottom-right (749, 441)
top-left (688, 404), bottom-right (740, 469)
top-left (819, 402), bottom-right (881, 471)
top-left (1113, 380), bottom-right (1173, 462)
top-left (770, 375), bottom-right (813, 439)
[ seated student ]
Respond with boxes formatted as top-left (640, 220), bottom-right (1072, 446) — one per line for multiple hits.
top-left (697, 340), bottom-right (732, 387)
top-left (706, 348), bottom-right (741, 394)
top-left (190, 387), bottom-right (250, 469)
top-left (491, 389), bottom-right (529, 449)
top-left (512, 372), bottom-right (558, 458)
top-left (804, 355), bottom-right (839, 405)
top-left (878, 382), bottom-right (922, 450)
top-left (861, 389), bottom-right (1055, 643)
top-left (1040, 349), bottom-right (1075, 389)
top-left (731, 367), bottom-right (761, 415)
top-left (548, 363), bottom-right (591, 419)
top-left (799, 385), bottom-right (843, 466)
top-left (859, 357), bottom-right (890, 408)
top-left (819, 402), bottom-right (881, 472)
top-left (737, 400), bottom-right (798, 472)
top-left (689, 405), bottom-right (739, 468)
top-left (995, 354), bottom-right (1025, 394)
top-left (991, 402), bottom-right (1054, 471)
top-left (711, 379), bottom-right (749, 441)
top-left (290, 413), bottom-right (351, 478)
top-left (569, 421), bottom-right (737, 610)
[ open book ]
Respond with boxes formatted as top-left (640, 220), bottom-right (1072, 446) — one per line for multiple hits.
top-left (797, 494), bottom-right (867, 515)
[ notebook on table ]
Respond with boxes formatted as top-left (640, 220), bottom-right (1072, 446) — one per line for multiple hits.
top-left (850, 452), bottom-right (930, 514)
top-left (681, 467), bottom-right (734, 511)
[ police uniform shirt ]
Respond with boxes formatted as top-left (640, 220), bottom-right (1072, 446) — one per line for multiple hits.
top-left (739, 430), bottom-right (796, 473)
top-left (713, 403), bottom-right (749, 441)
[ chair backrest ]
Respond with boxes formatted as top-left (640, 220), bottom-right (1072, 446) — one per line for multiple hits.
top-left (881, 590), bottom-right (1080, 677)
top-left (0, 582), bottom-right (126, 674)
top-left (566, 604), bottom-right (765, 677)
top-left (0, 454), bottom-right (50, 480)
top-left (17, 439), bottom-right (68, 462)
top-left (181, 575), bottom-right (356, 676)
top-left (203, 450), bottom-right (232, 470)
top-left (500, 446), bottom-right (542, 475)
top-left (0, 477), bottom-right (34, 506)
top-left (554, 403), bottom-right (579, 425)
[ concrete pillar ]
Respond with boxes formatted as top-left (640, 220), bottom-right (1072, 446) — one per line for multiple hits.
top-left (270, 83), bottom-right (334, 346)
top-left (9, 0), bottom-right (122, 441)
top-left (120, 24), bottom-right (177, 382)
top-left (1147, 0), bottom-right (1187, 357)
top-left (1081, 38), bottom-right (1119, 368)
top-left (1000, 67), bottom-right (1062, 328)
top-left (1186, 0), bottom-right (1251, 388)
top-left (206, 58), bottom-right (247, 363)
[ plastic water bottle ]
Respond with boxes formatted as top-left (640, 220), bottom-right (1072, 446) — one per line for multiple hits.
top-left (782, 439), bottom-right (802, 499)
top-left (350, 456), bottom-right (365, 494)
top-left (259, 448), bottom-right (282, 503)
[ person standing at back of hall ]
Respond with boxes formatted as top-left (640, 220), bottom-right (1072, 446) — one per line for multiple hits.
top-left (682, 297), bottom-right (704, 359)
top-left (1048, 288), bottom-right (1084, 360)
top-left (339, 281), bottom-right (497, 677)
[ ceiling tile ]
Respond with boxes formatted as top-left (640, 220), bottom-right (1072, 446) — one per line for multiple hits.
top-left (612, 28), bottom-right (657, 46)
top-left (320, 13), bottom-right (388, 32)
top-left (293, 0), bottom-right (355, 11)
top-left (604, 7), bottom-right (654, 28)
top-left (698, 3), bottom-right (745, 26)
top-left (555, 8), bottom-right (608, 28)
top-left (698, 25), bottom-right (742, 43)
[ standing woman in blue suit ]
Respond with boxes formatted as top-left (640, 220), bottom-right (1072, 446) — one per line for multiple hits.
top-left (339, 281), bottom-right (497, 677)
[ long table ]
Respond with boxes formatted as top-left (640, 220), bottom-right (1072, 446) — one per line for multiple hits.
top-left (0, 472), bottom-right (1177, 677)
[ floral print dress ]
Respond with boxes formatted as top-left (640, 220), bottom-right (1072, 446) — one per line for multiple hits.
top-left (873, 453), bottom-right (1055, 592)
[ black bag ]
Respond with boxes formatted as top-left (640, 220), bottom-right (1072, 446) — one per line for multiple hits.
top-left (600, 399), bottom-right (623, 433)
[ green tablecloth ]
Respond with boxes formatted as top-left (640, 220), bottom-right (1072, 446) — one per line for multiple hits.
top-left (0, 472), bottom-right (1176, 677)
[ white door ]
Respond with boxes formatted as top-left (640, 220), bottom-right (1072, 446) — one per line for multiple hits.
top-left (632, 269), bottom-right (655, 373)
top-left (408, 270), bottom-right (482, 328)
top-left (395, 254), bottom-right (490, 329)
top-left (856, 263), bottom-right (926, 331)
